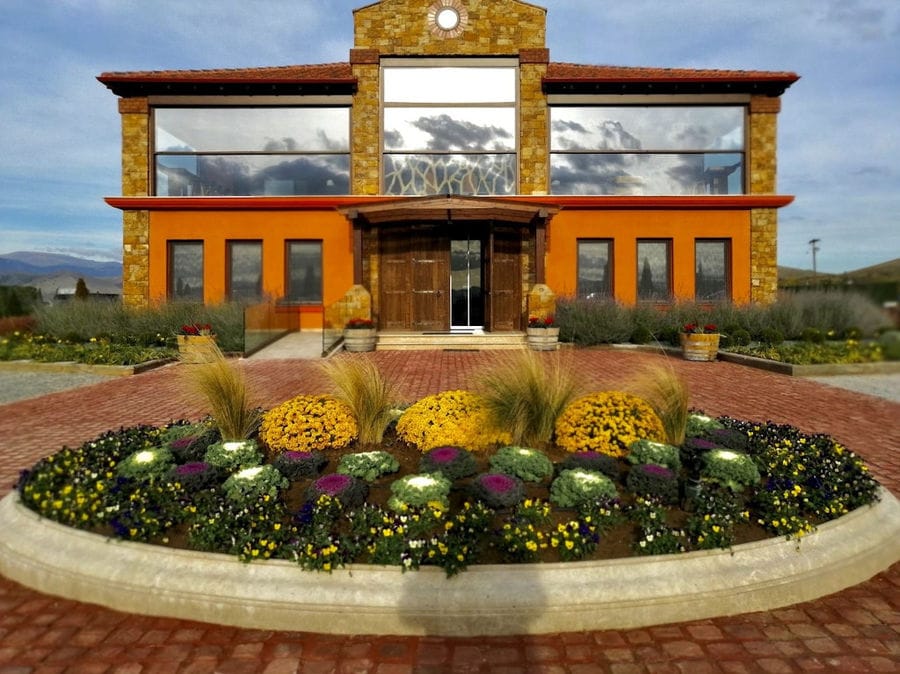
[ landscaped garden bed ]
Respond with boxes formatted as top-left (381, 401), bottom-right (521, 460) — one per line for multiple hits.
top-left (13, 351), bottom-right (882, 577)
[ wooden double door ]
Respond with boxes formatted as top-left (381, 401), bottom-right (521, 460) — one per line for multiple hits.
top-left (379, 223), bottom-right (522, 332)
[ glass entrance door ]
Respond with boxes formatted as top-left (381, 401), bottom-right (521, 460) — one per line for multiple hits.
top-left (450, 237), bottom-right (483, 331)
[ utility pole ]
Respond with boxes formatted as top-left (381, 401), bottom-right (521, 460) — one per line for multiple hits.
top-left (809, 238), bottom-right (820, 282)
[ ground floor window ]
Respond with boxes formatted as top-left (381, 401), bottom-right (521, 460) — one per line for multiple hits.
top-left (695, 239), bottom-right (731, 301)
top-left (577, 239), bottom-right (613, 299)
top-left (637, 240), bottom-right (672, 302)
top-left (168, 241), bottom-right (203, 301)
top-left (285, 241), bottom-right (322, 303)
top-left (227, 241), bottom-right (263, 302)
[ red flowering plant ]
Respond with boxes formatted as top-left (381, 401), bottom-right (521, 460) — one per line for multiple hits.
top-left (682, 323), bottom-right (717, 334)
top-left (345, 317), bottom-right (375, 330)
top-left (179, 323), bottom-right (214, 336)
top-left (527, 315), bottom-right (555, 328)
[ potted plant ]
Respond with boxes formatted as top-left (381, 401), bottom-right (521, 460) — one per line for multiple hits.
top-left (526, 315), bottom-right (559, 351)
top-left (679, 323), bottom-right (720, 361)
top-left (343, 317), bottom-right (377, 352)
top-left (176, 323), bottom-right (218, 363)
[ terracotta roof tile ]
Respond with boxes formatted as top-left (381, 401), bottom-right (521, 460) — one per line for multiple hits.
top-left (545, 62), bottom-right (799, 84)
top-left (98, 62), bottom-right (355, 85)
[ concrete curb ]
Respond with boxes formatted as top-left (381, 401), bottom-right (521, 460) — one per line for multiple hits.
top-left (0, 358), bottom-right (174, 377)
top-left (1, 490), bottom-right (898, 636)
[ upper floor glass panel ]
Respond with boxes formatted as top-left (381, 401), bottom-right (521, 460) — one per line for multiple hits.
top-left (383, 67), bottom-right (516, 103)
top-left (154, 107), bottom-right (350, 196)
top-left (550, 106), bottom-right (745, 195)
top-left (382, 64), bottom-right (517, 196)
top-left (155, 108), bottom-right (349, 152)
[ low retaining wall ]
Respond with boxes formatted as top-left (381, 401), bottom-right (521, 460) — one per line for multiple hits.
top-left (2, 491), bottom-right (899, 636)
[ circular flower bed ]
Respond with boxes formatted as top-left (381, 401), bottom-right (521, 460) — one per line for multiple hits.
top-left (13, 393), bottom-right (883, 576)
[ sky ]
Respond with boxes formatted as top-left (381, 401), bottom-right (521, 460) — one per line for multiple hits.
top-left (0, 0), bottom-right (898, 273)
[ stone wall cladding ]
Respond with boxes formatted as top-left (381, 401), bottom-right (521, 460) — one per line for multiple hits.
top-left (354, 0), bottom-right (546, 54)
top-left (351, 63), bottom-right (381, 195)
top-left (749, 96), bottom-right (781, 303)
top-left (119, 97), bottom-right (150, 307)
top-left (122, 210), bottom-right (150, 308)
top-left (519, 61), bottom-right (549, 194)
top-left (750, 208), bottom-right (778, 304)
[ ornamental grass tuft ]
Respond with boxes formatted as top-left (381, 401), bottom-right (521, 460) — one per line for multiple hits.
top-left (624, 362), bottom-right (690, 446)
top-left (477, 350), bottom-right (580, 447)
top-left (320, 356), bottom-right (396, 446)
top-left (187, 344), bottom-right (261, 441)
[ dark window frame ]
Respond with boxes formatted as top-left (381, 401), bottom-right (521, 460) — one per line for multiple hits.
top-left (576, 238), bottom-right (614, 300)
top-left (226, 240), bottom-right (263, 303)
top-left (284, 240), bottom-right (323, 305)
top-left (694, 238), bottom-right (732, 302)
top-left (636, 239), bottom-right (673, 303)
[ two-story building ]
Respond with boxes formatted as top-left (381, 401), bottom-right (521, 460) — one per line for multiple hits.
top-left (99, 0), bottom-right (797, 337)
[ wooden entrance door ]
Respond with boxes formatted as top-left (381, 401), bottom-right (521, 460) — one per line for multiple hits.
top-left (380, 225), bottom-right (450, 331)
top-left (486, 227), bottom-right (522, 331)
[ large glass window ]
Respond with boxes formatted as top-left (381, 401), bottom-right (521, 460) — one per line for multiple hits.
top-left (383, 64), bottom-right (517, 195)
top-left (695, 239), bottom-right (730, 301)
top-left (154, 108), bottom-right (350, 196)
top-left (285, 241), bottom-right (322, 303)
top-left (637, 240), bottom-right (672, 302)
top-left (550, 106), bottom-right (744, 195)
top-left (227, 241), bottom-right (263, 302)
top-left (577, 239), bottom-right (613, 299)
top-left (168, 241), bottom-right (203, 301)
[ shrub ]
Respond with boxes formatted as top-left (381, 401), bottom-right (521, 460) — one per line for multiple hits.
top-left (395, 390), bottom-right (511, 451)
top-left (555, 298), bottom-right (633, 345)
top-left (260, 395), bottom-right (358, 452)
top-left (320, 357), bottom-right (396, 446)
top-left (555, 391), bottom-right (666, 457)
top-left (628, 439), bottom-right (681, 472)
top-left (469, 473), bottom-right (526, 509)
top-left (477, 350), bottom-right (580, 447)
top-left (630, 325), bottom-right (654, 344)
top-left (879, 331), bottom-right (900, 360)
top-left (489, 446), bottom-right (554, 483)
top-left (419, 446), bottom-right (478, 480)
top-left (272, 450), bottom-right (327, 481)
top-left (729, 328), bottom-right (751, 346)
top-left (550, 469), bottom-right (618, 508)
top-left (759, 328), bottom-right (784, 346)
top-left (337, 451), bottom-right (400, 481)
top-left (801, 327), bottom-right (825, 344)
top-left (626, 464), bottom-right (679, 504)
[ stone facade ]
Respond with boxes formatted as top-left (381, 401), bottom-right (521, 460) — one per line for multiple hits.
top-left (519, 51), bottom-right (550, 195)
top-left (118, 97), bottom-right (150, 307)
top-left (353, 0), bottom-right (545, 55)
top-left (748, 96), bottom-right (781, 303)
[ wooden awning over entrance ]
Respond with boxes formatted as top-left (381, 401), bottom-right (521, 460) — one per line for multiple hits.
top-left (338, 195), bottom-right (559, 284)
top-left (338, 194), bottom-right (559, 226)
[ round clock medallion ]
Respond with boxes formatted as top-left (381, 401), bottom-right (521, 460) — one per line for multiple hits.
top-left (428, 1), bottom-right (468, 38)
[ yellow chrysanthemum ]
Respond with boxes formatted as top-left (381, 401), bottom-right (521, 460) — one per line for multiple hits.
top-left (555, 391), bottom-right (665, 456)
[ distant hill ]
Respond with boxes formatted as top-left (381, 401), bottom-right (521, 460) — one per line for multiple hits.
top-left (0, 251), bottom-right (122, 301)
top-left (0, 251), bottom-right (121, 278)
top-left (778, 258), bottom-right (900, 284)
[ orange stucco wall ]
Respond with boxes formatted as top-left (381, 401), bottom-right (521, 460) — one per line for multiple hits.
top-left (545, 210), bottom-right (752, 304)
top-left (148, 210), bottom-right (354, 329)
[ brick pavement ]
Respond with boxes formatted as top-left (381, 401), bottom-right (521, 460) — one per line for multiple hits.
top-left (1, 348), bottom-right (899, 672)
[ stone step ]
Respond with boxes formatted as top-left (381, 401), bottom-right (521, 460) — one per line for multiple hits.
top-left (374, 331), bottom-right (526, 350)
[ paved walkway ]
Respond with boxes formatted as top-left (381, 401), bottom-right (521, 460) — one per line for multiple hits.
top-left (1, 348), bottom-right (899, 672)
